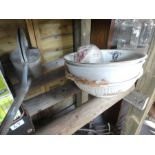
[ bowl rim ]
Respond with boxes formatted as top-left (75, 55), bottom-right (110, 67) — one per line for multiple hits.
top-left (64, 49), bottom-right (147, 67)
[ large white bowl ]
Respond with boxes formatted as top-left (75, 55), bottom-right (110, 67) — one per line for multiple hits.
top-left (74, 70), bottom-right (143, 97)
top-left (64, 50), bottom-right (147, 83)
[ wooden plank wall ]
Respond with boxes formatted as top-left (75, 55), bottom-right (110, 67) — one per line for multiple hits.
top-left (0, 19), bottom-right (75, 121)
top-left (27, 19), bottom-right (73, 99)
top-left (0, 20), bottom-right (26, 56)
top-left (0, 19), bottom-right (73, 63)
top-left (32, 19), bottom-right (73, 63)
top-left (0, 19), bottom-right (74, 100)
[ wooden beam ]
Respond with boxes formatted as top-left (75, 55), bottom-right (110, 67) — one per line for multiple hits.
top-left (35, 86), bottom-right (134, 135)
top-left (72, 19), bottom-right (81, 51)
top-left (32, 20), bottom-right (45, 63)
top-left (23, 82), bottom-right (79, 118)
top-left (80, 20), bottom-right (91, 103)
top-left (25, 19), bottom-right (37, 48)
top-left (120, 31), bottom-right (155, 135)
top-left (72, 19), bottom-right (91, 106)
top-left (73, 19), bottom-right (91, 49)
top-left (81, 19), bottom-right (91, 45)
top-left (107, 19), bottom-right (115, 49)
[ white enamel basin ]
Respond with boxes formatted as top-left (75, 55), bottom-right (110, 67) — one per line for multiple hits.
top-left (64, 50), bottom-right (147, 83)
top-left (75, 70), bottom-right (143, 97)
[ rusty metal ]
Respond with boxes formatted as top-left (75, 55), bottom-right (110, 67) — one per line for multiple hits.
top-left (65, 66), bottom-right (108, 87)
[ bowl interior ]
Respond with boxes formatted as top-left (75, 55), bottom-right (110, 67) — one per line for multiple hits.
top-left (64, 49), bottom-right (147, 65)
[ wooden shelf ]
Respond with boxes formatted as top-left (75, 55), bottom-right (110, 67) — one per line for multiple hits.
top-left (23, 82), bottom-right (80, 118)
top-left (35, 86), bottom-right (134, 135)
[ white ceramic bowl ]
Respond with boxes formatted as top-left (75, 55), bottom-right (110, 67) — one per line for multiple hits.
top-left (64, 50), bottom-right (147, 83)
top-left (74, 70), bottom-right (143, 97)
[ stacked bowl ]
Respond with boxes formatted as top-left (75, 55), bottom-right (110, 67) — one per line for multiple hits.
top-left (64, 50), bottom-right (147, 97)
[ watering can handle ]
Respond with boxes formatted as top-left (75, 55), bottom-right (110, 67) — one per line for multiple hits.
top-left (17, 28), bottom-right (29, 63)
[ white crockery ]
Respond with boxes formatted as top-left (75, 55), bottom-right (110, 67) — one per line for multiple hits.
top-left (64, 50), bottom-right (147, 83)
top-left (75, 70), bottom-right (143, 97)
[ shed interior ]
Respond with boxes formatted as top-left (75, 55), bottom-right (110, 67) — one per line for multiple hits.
top-left (0, 19), bottom-right (155, 135)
